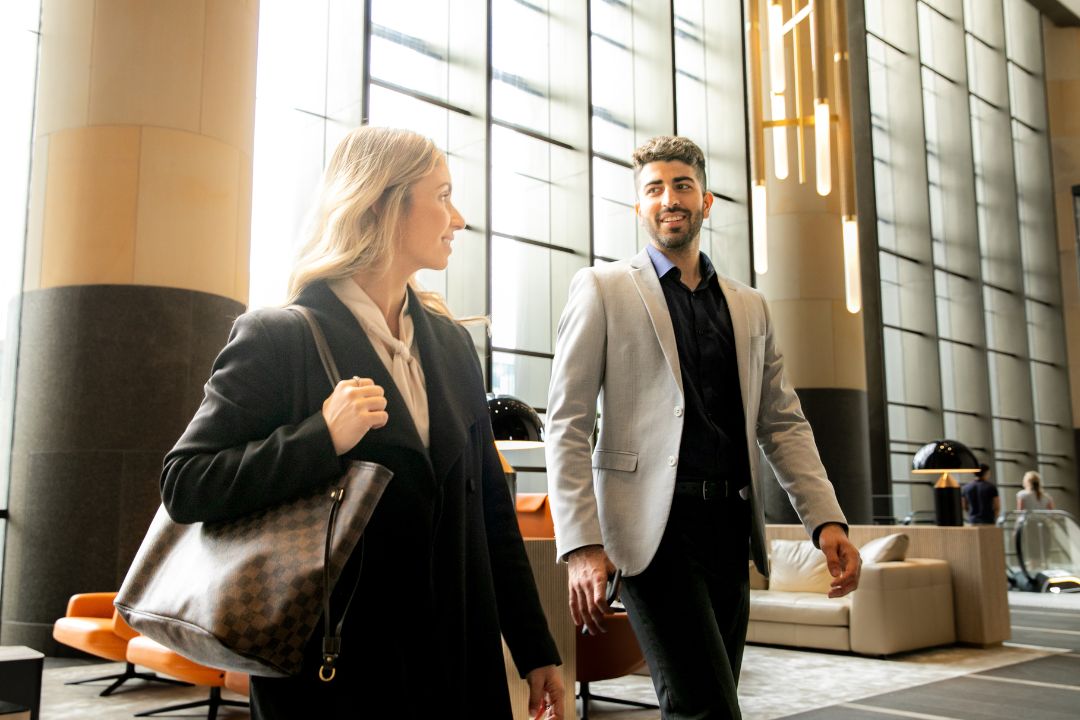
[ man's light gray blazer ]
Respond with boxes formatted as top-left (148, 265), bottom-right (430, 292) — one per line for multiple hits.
top-left (545, 248), bottom-right (847, 577)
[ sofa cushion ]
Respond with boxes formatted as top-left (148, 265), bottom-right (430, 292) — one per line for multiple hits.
top-left (749, 589), bottom-right (851, 626)
top-left (859, 532), bottom-right (910, 564)
top-left (769, 539), bottom-right (833, 593)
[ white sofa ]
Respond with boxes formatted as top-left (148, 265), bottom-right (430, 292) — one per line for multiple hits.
top-left (746, 536), bottom-right (956, 656)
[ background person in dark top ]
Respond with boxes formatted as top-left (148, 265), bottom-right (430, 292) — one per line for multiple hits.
top-left (961, 463), bottom-right (1001, 524)
top-left (162, 127), bottom-right (563, 719)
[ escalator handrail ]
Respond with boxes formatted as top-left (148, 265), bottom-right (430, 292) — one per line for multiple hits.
top-left (1011, 509), bottom-right (1079, 583)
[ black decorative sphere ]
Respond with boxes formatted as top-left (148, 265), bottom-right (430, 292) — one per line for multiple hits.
top-left (912, 439), bottom-right (979, 472)
top-left (486, 394), bottom-right (544, 447)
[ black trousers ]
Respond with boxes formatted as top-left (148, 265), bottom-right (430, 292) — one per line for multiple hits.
top-left (620, 491), bottom-right (751, 720)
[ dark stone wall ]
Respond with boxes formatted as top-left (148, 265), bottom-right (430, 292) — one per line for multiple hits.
top-left (0, 285), bottom-right (243, 654)
top-left (762, 388), bottom-right (874, 527)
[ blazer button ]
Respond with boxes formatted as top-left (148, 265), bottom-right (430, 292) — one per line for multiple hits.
top-left (674, 407), bottom-right (683, 417)
top-left (668, 455), bottom-right (677, 466)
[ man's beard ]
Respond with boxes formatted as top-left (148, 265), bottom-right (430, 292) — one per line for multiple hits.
top-left (645, 207), bottom-right (704, 251)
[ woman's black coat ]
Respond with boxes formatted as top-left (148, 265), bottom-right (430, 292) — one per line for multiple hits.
top-left (161, 281), bottom-right (560, 718)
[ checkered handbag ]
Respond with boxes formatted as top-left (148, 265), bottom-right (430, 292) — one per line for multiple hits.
top-left (115, 306), bottom-right (392, 678)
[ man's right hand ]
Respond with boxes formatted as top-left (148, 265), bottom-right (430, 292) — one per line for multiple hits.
top-left (567, 545), bottom-right (616, 635)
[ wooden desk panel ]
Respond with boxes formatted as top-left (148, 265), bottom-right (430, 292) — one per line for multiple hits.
top-left (503, 539), bottom-right (578, 720)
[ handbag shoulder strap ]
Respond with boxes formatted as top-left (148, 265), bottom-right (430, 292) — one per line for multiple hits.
top-left (286, 305), bottom-right (341, 388)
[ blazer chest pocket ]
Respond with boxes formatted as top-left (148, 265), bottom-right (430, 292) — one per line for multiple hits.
top-left (592, 449), bottom-right (638, 472)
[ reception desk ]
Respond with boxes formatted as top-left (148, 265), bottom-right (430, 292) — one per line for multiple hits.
top-left (503, 539), bottom-right (578, 720)
top-left (767, 524), bottom-right (1010, 646)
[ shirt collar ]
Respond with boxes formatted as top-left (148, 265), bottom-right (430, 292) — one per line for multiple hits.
top-left (645, 244), bottom-right (718, 287)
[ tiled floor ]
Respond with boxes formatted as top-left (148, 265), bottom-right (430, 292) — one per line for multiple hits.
top-left (38, 591), bottom-right (1079, 719)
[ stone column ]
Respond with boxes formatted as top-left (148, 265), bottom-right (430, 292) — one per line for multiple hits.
top-left (1045, 21), bottom-right (1080, 517)
top-left (755, 3), bottom-right (873, 525)
top-left (0, 0), bottom-right (259, 653)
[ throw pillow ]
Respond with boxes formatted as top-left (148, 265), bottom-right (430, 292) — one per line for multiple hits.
top-left (859, 532), bottom-right (910, 564)
top-left (768, 539), bottom-right (834, 594)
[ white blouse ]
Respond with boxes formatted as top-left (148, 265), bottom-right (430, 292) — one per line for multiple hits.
top-left (329, 278), bottom-right (430, 448)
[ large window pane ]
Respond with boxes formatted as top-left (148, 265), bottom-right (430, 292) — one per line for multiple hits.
top-left (0, 0), bottom-right (41, 600)
top-left (370, 0), bottom-right (450, 100)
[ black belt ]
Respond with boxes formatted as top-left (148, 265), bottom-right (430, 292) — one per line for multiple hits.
top-left (673, 478), bottom-right (736, 501)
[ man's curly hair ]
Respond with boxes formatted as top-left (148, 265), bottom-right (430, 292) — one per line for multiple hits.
top-left (632, 136), bottom-right (707, 188)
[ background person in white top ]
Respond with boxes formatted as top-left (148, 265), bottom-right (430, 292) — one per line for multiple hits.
top-left (1016, 470), bottom-right (1055, 511)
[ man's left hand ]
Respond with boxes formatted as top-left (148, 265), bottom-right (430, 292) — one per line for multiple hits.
top-left (819, 524), bottom-right (861, 598)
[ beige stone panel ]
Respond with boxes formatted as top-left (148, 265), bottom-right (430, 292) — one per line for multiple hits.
top-left (22, 137), bottom-right (50, 291)
top-left (1061, 244), bottom-right (1080, 308)
top-left (201, 0), bottom-right (259, 150)
top-left (1044, 24), bottom-right (1080, 81)
top-left (1051, 138), bottom-right (1080, 198)
top-left (1065, 301), bottom-right (1080, 422)
top-left (40, 126), bottom-right (140, 288)
top-left (87, 0), bottom-right (205, 132)
top-left (1047, 80), bottom-right (1080, 138)
top-left (34, 0), bottom-right (95, 137)
top-left (756, 212), bottom-right (845, 303)
top-left (1056, 191), bottom-right (1078, 254)
top-left (832, 301), bottom-right (867, 391)
top-left (134, 128), bottom-right (240, 301)
top-left (767, 299), bottom-right (836, 389)
top-left (235, 151), bottom-right (254, 305)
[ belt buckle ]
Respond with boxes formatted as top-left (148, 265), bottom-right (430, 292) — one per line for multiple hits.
top-left (702, 480), bottom-right (724, 501)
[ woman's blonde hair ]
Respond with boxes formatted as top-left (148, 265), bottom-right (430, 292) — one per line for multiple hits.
top-left (286, 126), bottom-right (456, 320)
top-left (1022, 470), bottom-right (1042, 499)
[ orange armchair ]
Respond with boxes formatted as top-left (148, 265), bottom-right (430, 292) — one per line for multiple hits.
top-left (126, 636), bottom-right (248, 719)
top-left (52, 592), bottom-right (189, 696)
top-left (577, 613), bottom-right (656, 719)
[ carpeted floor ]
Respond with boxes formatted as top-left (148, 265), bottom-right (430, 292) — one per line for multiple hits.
top-left (37, 591), bottom-right (1079, 719)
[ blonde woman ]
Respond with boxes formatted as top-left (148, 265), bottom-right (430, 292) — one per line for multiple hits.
top-left (162, 127), bottom-right (564, 719)
top-left (1016, 471), bottom-right (1055, 511)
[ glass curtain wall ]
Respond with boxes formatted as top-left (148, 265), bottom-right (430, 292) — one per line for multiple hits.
top-left (250, 0), bottom-right (750, 492)
top-left (866, 0), bottom-right (1073, 518)
top-left (0, 0), bottom-right (41, 603)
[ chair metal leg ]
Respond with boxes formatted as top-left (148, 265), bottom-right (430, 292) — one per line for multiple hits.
top-left (64, 661), bottom-right (192, 696)
top-left (134, 686), bottom-right (249, 719)
top-left (578, 680), bottom-right (659, 718)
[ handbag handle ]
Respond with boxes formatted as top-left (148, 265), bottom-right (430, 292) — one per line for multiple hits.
top-left (286, 304), bottom-right (364, 682)
top-left (287, 305), bottom-right (342, 387)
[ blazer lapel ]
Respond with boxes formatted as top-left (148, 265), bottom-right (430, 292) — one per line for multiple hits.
top-left (719, 276), bottom-right (751, 415)
top-left (409, 291), bottom-right (474, 485)
top-left (629, 248), bottom-right (683, 397)
top-left (296, 282), bottom-right (429, 464)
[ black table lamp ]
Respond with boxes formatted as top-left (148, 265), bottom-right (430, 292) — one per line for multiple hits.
top-left (486, 394), bottom-right (545, 496)
top-left (912, 439), bottom-right (979, 526)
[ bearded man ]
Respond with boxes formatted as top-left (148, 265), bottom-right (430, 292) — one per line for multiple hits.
top-left (545, 135), bottom-right (861, 719)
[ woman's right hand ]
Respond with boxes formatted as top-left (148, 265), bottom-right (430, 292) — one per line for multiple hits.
top-left (321, 377), bottom-right (389, 455)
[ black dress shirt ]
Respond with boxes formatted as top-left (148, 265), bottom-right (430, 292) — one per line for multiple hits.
top-left (646, 246), bottom-right (751, 486)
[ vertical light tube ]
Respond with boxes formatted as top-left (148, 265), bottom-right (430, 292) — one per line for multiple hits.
top-left (772, 94), bottom-right (789, 180)
top-left (815, 100), bottom-right (831, 195)
top-left (753, 183), bottom-right (769, 274)
top-left (768, 1), bottom-right (786, 95)
top-left (812, 0), bottom-right (831, 196)
top-left (843, 216), bottom-right (861, 313)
